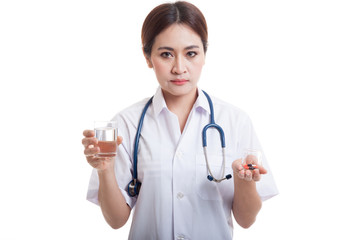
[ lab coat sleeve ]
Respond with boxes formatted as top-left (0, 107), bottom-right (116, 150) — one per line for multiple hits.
top-left (238, 114), bottom-right (279, 201)
top-left (86, 143), bottom-right (137, 208)
top-left (86, 114), bottom-right (137, 209)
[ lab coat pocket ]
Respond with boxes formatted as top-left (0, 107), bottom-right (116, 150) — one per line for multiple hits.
top-left (196, 154), bottom-right (233, 201)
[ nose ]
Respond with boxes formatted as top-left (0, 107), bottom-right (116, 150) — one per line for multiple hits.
top-left (171, 56), bottom-right (187, 74)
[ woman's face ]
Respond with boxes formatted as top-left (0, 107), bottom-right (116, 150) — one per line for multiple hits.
top-left (146, 24), bottom-right (205, 99)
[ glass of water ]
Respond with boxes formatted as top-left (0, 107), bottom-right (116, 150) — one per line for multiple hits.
top-left (242, 149), bottom-right (262, 170)
top-left (94, 121), bottom-right (118, 157)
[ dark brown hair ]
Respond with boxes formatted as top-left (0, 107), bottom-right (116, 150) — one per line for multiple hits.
top-left (141, 1), bottom-right (208, 57)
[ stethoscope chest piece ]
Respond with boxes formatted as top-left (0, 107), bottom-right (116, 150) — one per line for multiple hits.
top-left (127, 179), bottom-right (141, 197)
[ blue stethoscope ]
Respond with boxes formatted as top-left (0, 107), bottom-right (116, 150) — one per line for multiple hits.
top-left (127, 90), bottom-right (232, 197)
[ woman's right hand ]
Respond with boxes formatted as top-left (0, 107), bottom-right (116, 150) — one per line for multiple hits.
top-left (82, 130), bottom-right (123, 171)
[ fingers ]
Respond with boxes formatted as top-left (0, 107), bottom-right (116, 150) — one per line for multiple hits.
top-left (82, 137), bottom-right (98, 147)
top-left (238, 169), bottom-right (253, 181)
top-left (82, 130), bottom-right (99, 156)
top-left (252, 169), bottom-right (261, 181)
top-left (83, 129), bottom-right (117, 171)
top-left (232, 158), bottom-right (242, 172)
top-left (232, 158), bottom-right (266, 182)
top-left (117, 136), bottom-right (123, 145)
top-left (83, 129), bottom-right (95, 137)
top-left (84, 145), bottom-right (100, 156)
top-left (82, 130), bottom-right (97, 149)
top-left (258, 165), bottom-right (268, 175)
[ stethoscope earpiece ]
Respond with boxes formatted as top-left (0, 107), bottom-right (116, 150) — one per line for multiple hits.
top-left (207, 174), bottom-right (232, 182)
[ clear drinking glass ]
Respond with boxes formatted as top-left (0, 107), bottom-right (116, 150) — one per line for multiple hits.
top-left (242, 149), bottom-right (262, 170)
top-left (94, 121), bottom-right (118, 157)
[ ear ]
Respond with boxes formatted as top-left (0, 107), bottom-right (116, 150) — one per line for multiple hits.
top-left (146, 57), bottom-right (153, 68)
top-left (143, 51), bottom-right (153, 68)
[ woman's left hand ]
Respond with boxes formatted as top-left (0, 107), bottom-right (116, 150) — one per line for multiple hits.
top-left (231, 159), bottom-right (267, 182)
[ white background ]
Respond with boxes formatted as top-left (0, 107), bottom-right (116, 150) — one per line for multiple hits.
top-left (1, 0), bottom-right (359, 239)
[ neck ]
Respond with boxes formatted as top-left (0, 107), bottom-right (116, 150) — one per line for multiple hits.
top-left (162, 88), bottom-right (198, 132)
top-left (163, 89), bottom-right (198, 111)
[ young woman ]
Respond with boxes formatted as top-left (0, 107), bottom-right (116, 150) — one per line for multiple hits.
top-left (82, 1), bottom-right (278, 239)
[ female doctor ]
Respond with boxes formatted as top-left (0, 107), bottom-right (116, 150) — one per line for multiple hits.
top-left (82, 1), bottom-right (278, 239)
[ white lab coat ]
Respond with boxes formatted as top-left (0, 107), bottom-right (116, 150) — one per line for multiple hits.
top-left (87, 87), bottom-right (278, 240)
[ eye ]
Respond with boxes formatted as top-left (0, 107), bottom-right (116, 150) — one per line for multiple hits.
top-left (187, 51), bottom-right (197, 58)
top-left (160, 52), bottom-right (173, 58)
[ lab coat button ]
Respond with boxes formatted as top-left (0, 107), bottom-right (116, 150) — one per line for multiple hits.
top-left (176, 150), bottom-right (183, 158)
top-left (176, 234), bottom-right (185, 240)
top-left (177, 192), bottom-right (184, 199)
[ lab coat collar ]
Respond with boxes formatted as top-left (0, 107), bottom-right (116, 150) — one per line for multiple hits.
top-left (152, 87), bottom-right (168, 116)
top-left (152, 86), bottom-right (211, 116)
top-left (193, 88), bottom-right (211, 115)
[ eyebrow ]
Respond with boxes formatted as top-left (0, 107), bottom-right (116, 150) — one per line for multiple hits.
top-left (157, 45), bottom-right (200, 51)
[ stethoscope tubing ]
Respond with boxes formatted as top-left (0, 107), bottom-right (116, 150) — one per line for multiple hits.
top-left (201, 90), bottom-right (231, 182)
top-left (201, 90), bottom-right (225, 148)
top-left (128, 90), bottom-right (231, 197)
top-left (133, 96), bottom-right (153, 180)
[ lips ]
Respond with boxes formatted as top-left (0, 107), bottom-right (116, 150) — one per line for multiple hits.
top-left (170, 79), bottom-right (189, 85)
